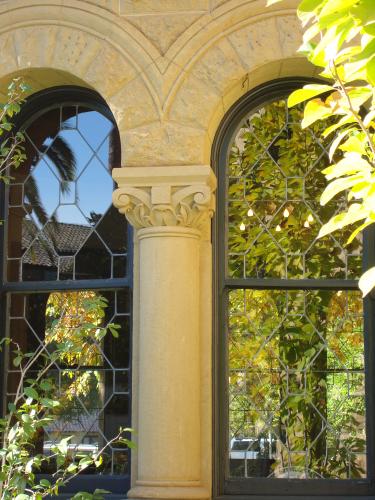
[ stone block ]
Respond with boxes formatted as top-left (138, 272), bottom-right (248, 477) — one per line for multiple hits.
top-left (276, 15), bottom-right (303, 58)
top-left (191, 37), bottom-right (245, 95)
top-left (126, 13), bottom-right (203, 55)
top-left (84, 45), bottom-right (136, 97)
top-left (109, 75), bottom-right (159, 132)
top-left (52, 27), bottom-right (102, 75)
top-left (228, 18), bottom-right (283, 71)
top-left (121, 122), bottom-right (208, 166)
top-left (169, 73), bottom-right (222, 129)
top-left (119, 0), bottom-right (209, 15)
top-left (13, 27), bottom-right (56, 68)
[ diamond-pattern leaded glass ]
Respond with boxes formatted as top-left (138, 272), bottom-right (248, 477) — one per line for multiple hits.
top-left (224, 94), bottom-right (367, 483)
top-left (3, 95), bottom-right (131, 482)
top-left (6, 290), bottom-right (131, 474)
top-left (226, 99), bottom-right (362, 279)
top-left (6, 106), bottom-right (127, 282)
top-left (228, 289), bottom-right (365, 479)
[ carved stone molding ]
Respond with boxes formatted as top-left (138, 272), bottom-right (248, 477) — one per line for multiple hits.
top-left (112, 165), bottom-right (217, 231)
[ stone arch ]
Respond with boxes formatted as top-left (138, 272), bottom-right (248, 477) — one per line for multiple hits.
top-left (166, 10), bottom-right (317, 163)
top-left (0, 22), bottom-right (160, 164)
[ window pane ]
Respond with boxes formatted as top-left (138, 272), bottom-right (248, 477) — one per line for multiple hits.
top-left (226, 99), bottom-right (362, 279)
top-left (5, 290), bottom-right (131, 475)
top-left (228, 289), bottom-right (366, 479)
top-left (6, 106), bottom-right (127, 282)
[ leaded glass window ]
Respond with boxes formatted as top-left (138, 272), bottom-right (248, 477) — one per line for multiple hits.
top-left (215, 80), bottom-right (375, 498)
top-left (1, 87), bottom-right (132, 495)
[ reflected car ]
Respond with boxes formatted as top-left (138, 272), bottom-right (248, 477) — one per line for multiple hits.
top-left (230, 437), bottom-right (276, 460)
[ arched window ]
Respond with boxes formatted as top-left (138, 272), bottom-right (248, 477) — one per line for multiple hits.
top-left (1, 87), bottom-right (132, 495)
top-left (214, 79), bottom-right (375, 498)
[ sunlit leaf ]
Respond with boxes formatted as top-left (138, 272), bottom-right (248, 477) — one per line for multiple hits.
top-left (301, 98), bottom-right (331, 127)
top-left (288, 84), bottom-right (333, 107)
top-left (359, 266), bottom-right (375, 296)
top-left (366, 55), bottom-right (375, 86)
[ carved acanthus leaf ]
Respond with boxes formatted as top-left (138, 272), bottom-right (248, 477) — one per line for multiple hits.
top-left (112, 183), bottom-right (215, 230)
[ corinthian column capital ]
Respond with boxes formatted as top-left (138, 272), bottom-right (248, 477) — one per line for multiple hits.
top-left (112, 166), bottom-right (217, 231)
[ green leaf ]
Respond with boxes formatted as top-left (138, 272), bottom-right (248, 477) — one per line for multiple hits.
top-left (322, 153), bottom-right (372, 180)
top-left (366, 55), bottom-right (375, 86)
top-left (108, 324), bottom-right (120, 338)
top-left (78, 455), bottom-right (93, 470)
top-left (39, 379), bottom-right (53, 391)
top-left (24, 386), bottom-right (38, 400)
top-left (347, 219), bottom-right (371, 243)
top-left (8, 402), bottom-right (16, 413)
top-left (318, 204), bottom-right (368, 238)
top-left (55, 436), bottom-right (71, 454)
top-left (363, 22), bottom-right (375, 35)
top-left (298, 0), bottom-right (324, 15)
top-left (13, 355), bottom-right (22, 367)
top-left (287, 84), bottom-right (333, 107)
top-left (328, 128), bottom-right (352, 160)
top-left (301, 98), bottom-right (331, 128)
top-left (359, 266), bottom-right (375, 296)
top-left (320, 175), bottom-right (363, 205)
top-left (320, 0), bottom-right (359, 17)
top-left (339, 134), bottom-right (367, 155)
top-left (346, 86), bottom-right (372, 111)
top-left (351, 0), bottom-right (375, 25)
top-left (39, 479), bottom-right (51, 488)
top-left (322, 116), bottom-right (356, 136)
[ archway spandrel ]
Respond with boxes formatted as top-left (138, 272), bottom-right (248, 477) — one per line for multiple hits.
top-left (121, 122), bottom-right (209, 167)
top-left (125, 13), bottom-right (205, 57)
top-left (109, 75), bottom-right (160, 133)
top-left (168, 73), bottom-right (223, 129)
top-left (166, 11), bottom-right (307, 161)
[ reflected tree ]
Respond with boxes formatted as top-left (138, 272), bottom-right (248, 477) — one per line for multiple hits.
top-left (227, 99), bottom-right (365, 479)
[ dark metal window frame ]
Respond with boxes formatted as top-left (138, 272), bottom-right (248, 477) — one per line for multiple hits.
top-left (0, 86), bottom-right (133, 495)
top-left (212, 78), bottom-right (375, 499)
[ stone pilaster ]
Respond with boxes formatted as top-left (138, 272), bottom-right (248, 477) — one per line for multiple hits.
top-left (112, 166), bottom-right (216, 500)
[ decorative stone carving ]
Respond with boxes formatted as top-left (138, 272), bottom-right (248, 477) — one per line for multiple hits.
top-left (112, 165), bottom-right (216, 231)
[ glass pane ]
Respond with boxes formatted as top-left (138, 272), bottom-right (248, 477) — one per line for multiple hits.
top-left (6, 105), bottom-right (127, 282)
top-left (5, 290), bottom-right (131, 475)
top-left (226, 99), bottom-right (362, 279)
top-left (228, 289), bottom-right (366, 479)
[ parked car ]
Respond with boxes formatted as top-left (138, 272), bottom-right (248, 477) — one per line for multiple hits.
top-left (230, 437), bottom-right (276, 460)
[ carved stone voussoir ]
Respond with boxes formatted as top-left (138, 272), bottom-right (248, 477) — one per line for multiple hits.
top-left (112, 166), bottom-right (217, 231)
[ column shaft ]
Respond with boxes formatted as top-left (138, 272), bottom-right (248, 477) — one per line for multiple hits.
top-left (138, 226), bottom-right (200, 483)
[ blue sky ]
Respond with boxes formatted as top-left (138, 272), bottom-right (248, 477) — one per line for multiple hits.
top-left (29, 110), bottom-right (115, 227)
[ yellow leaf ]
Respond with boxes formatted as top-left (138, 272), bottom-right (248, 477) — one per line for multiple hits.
top-left (359, 266), bottom-right (375, 296)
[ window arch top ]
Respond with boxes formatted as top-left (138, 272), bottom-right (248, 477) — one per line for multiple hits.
top-left (226, 92), bottom-right (361, 280)
top-left (6, 88), bottom-right (127, 282)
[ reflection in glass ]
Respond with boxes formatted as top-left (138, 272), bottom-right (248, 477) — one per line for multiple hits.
top-left (226, 99), bottom-right (362, 279)
top-left (6, 290), bottom-right (131, 475)
top-left (6, 106), bottom-right (127, 282)
top-left (228, 289), bottom-right (366, 479)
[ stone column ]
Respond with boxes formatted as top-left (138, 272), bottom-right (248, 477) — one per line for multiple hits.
top-left (112, 166), bottom-right (216, 500)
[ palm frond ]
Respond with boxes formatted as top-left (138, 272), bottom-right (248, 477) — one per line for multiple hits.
top-left (40, 136), bottom-right (76, 193)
